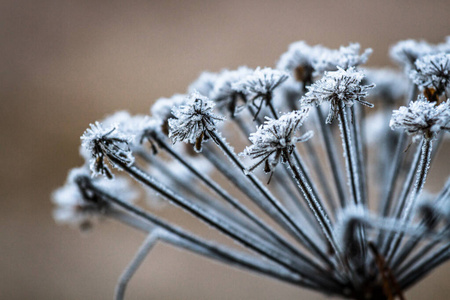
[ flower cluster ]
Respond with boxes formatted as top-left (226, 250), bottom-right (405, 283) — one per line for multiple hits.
top-left (54, 38), bottom-right (450, 300)
top-left (302, 67), bottom-right (375, 123)
top-left (242, 109), bottom-right (312, 174)
top-left (410, 53), bottom-right (450, 95)
top-left (168, 92), bottom-right (225, 152)
top-left (390, 96), bottom-right (450, 140)
top-left (81, 122), bottom-right (135, 178)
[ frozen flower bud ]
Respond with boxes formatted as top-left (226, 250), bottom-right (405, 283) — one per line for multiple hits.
top-left (242, 109), bottom-right (312, 174)
top-left (410, 53), bottom-right (450, 95)
top-left (81, 122), bottom-right (135, 179)
top-left (188, 71), bottom-right (219, 98)
top-left (168, 92), bottom-right (225, 152)
top-left (52, 167), bottom-right (138, 231)
top-left (209, 67), bottom-right (253, 116)
top-left (302, 67), bottom-right (375, 123)
top-left (277, 41), bottom-right (325, 83)
top-left (151, 94), bottom-right (187, 134)
top-left (363, 68), bottom-right (408, 104)
top-left (390, 96), bottom-right (450, 140)
top-left (233, 67), bottom-right (289, 117)
top-left (312, 43), bottom-right (372, 75)
top-left (390, 39), bottom-right (435, 70)
top-left (233, 67), bottom-right (289, 98)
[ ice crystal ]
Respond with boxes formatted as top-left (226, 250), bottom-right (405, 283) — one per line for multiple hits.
top-left (410, 53), bottom-right (450, 94)
top-left (302, 67), bottom-right (375, 123)
top-left (168, 92), bottom-right (225, 152)
top-left (390, 96), bottom-right (450, 140)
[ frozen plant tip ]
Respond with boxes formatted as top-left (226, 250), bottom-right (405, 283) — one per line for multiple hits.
top-left (81, 122), bottom-right (135, 179)
top-left (390, 96), bottom-right (450, 141)
top-left (233, 67), bottom-right (289, 118)
top-left (242, 109), bottom-right (312, 174)
top-left (168, 92), bottom-right (224, 152)
top-left (410, 53), bottom-right (450, 96)
top-left (54, 38), bottom-right (450, 300)
top-left (302, 67), bottom-right (375, 124)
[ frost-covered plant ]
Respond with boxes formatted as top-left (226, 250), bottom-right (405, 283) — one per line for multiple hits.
top-left (54, 38), bottom-right (450, 300)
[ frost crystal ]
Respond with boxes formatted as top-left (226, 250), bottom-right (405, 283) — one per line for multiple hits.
top-left (410, 53), bottom-right (450, 94)
top-left (242, 109), bottom-right (312, 173)
top-left (390, 96), bottom-right (450, 140)
top-left (168, 92), bottom-right (225, 152)
top-left (312, 43), bottom-right (372, 75)
top-left (302, 67), bottom-right (375, 123)
top-left (81, 122), bottom-right (135, 178)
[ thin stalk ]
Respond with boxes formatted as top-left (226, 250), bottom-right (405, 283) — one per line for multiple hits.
top-left (283, 150), bottom-right (345, 268)
top-left (202, 146), bottom-right (324, 239)
top-left (386, 139), bottom-right (433, 264)
top-left (152, 134), bottom-right (317, 266)
top-left (135, 149), bottom-right (268, 237)
top-left (210, 131), bottom-right (334, 267)
top-left (300, 125), bottom-right (337, 213)
top-left (389, 156), bottom-right (449, 270)
top-left (399, 243), bottom-right (450, 290)
top-left (316, 106), bottom-right (347, 208)
top-left (107, 155), bottom-right (330, 281)
top-left (338, 105), bottom-right (361, 206)
top-left (87, 176), bottom-right (341, 290)
top-left (337, 105), bottom-right (367, 264)
top-left (350, 106), bottom-right (367, 206)
top-left (379, 142), bottom-right (422, 255)
top-left (268, 102), bottom-right (335, 226)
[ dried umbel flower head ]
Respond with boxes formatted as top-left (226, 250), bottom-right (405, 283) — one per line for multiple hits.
top-left (168, 92), bottom-right (225, 152)
top-left (242, 109), bottom-right (312, 174)
top-left (208, 66), bottom-right (253, 115)
top-left (52, 167), bottom-right (137, 231)
top-left (54, 38), bottom-right (450, 300)
top-left (81, 122), bottom-right (135, 179)
top-left (302, 67), bottom-right (375, 123)
top-left (277, 42), bottom-right (372, 82)
top-left (410, 53), bottom-right (450, 95)
top-left (313, 43), bottom-right (372, 75)
top-left (233, 67), bottom-right (289, 118)
top-left (390, 96), bottom-right (450, 140)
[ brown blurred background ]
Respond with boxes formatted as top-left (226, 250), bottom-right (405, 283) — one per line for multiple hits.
top-left (1, 0), bottom-right (449, 299)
